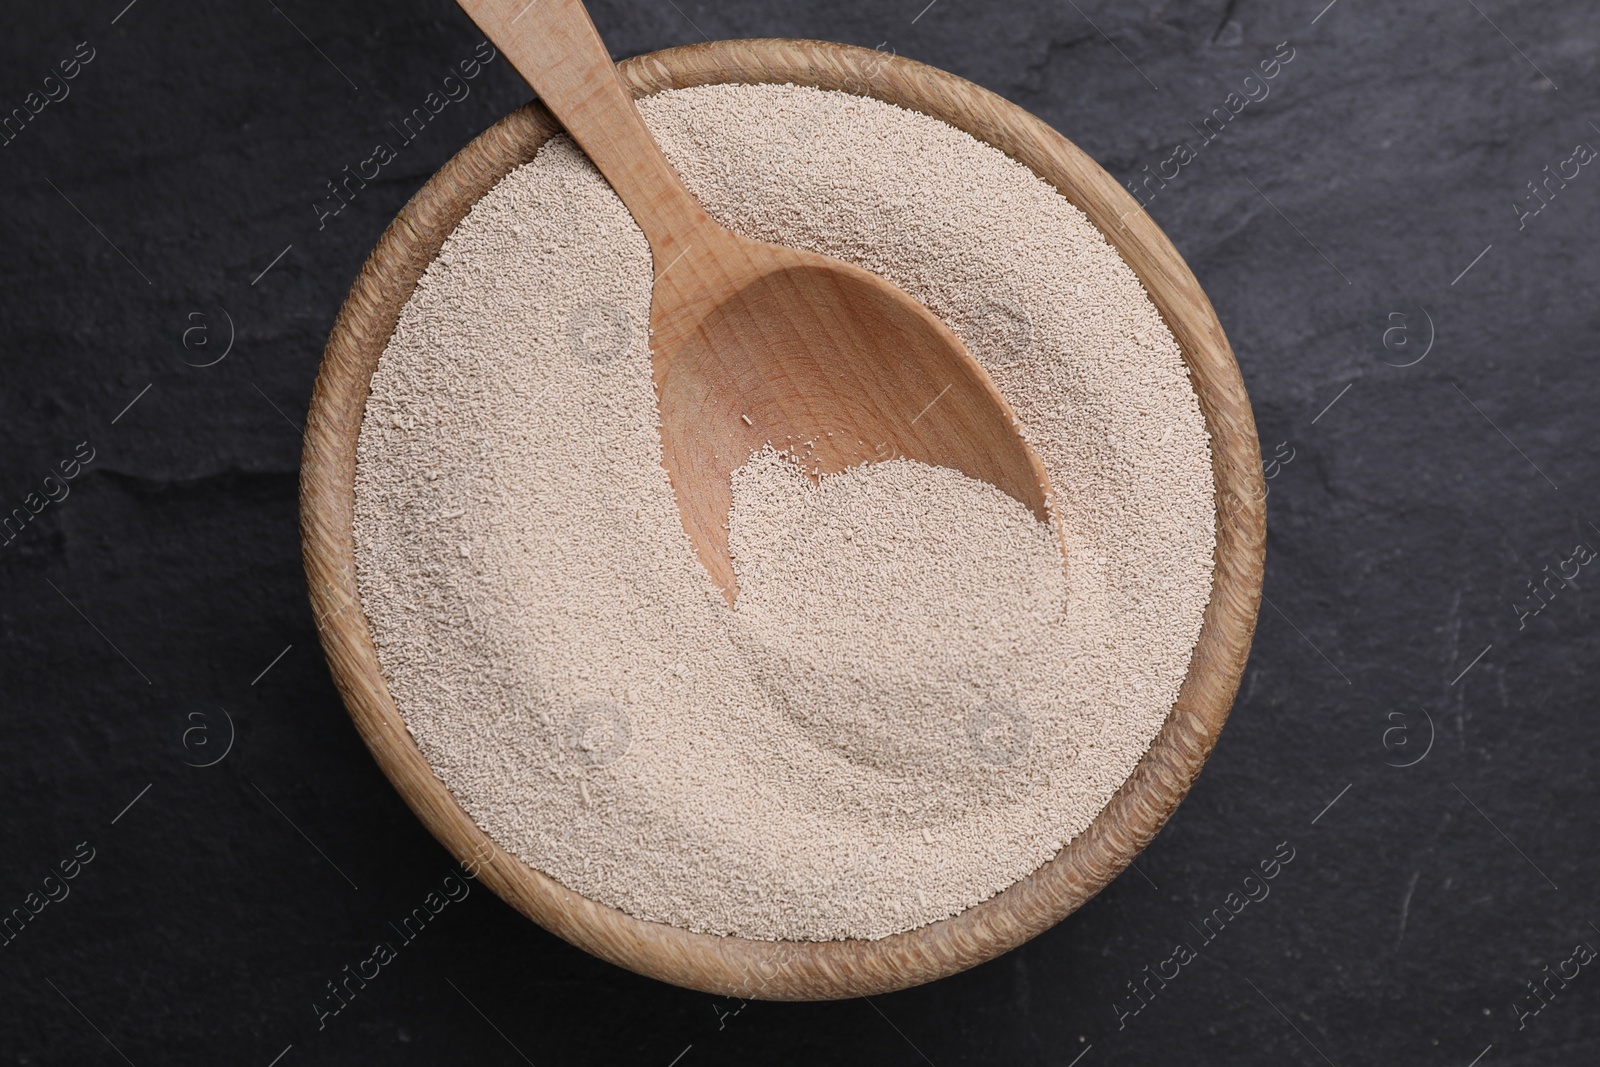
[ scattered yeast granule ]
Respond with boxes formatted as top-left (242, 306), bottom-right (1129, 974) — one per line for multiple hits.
top-left (351, 84), bottom-right (1215, 941)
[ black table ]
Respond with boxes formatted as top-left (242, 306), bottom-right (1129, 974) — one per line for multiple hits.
top-left (2, 1), bottom-right (1595, 1063)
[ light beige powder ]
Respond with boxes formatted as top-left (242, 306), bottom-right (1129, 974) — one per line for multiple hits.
top-left (352, 83), bottom-right (1215, 941)
top-left (728, 446), bottom-right (1068, 816)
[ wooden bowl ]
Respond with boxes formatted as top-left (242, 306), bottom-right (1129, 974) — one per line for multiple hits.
top-left (300, 38), bottom-right (1266, 1000)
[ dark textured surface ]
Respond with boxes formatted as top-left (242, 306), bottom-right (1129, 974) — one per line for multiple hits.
top-left (2, 1), bottom-right (1596, 1064)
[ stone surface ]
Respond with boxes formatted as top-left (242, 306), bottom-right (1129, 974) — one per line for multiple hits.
top-left (0, 1), bottom-right (1595, 1064)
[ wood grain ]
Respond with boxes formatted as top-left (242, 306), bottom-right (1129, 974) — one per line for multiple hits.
top-left (300, 38), bottom-right (1266, 1001)
top-left (459, 0), bottom-right (1059, 603)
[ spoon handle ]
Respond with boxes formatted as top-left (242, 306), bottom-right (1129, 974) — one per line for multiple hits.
top-left (456, 0), bottom-right (712, 256)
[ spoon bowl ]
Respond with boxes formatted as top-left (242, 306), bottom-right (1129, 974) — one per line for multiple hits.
top-left (651, 236), bottom-right (1054, 600)
top-left (463, 0), bottom-right (1058, 601)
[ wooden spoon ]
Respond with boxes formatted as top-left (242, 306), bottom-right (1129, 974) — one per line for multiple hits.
top-left (459, 0), bottom-right (1060, 604)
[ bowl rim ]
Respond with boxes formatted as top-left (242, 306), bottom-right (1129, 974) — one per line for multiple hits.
top-left (300, 36), bottom-right (1266, 1001)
